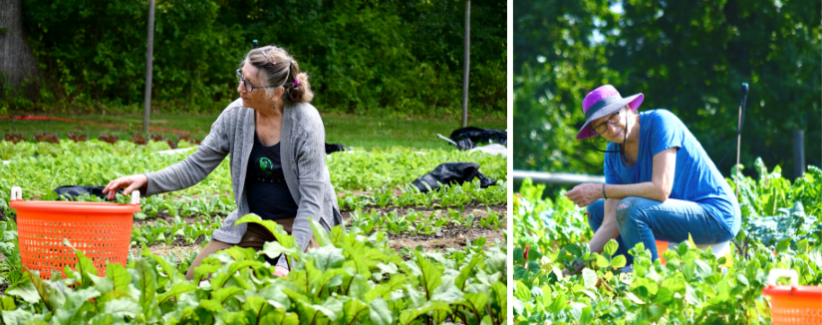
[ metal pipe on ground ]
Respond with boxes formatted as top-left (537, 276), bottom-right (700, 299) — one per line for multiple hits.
top-left (513, 170), bottom-right (605, 185)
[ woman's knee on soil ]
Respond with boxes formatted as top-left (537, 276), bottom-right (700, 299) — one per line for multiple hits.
top-left (587, 199), bottom-right (606, 231)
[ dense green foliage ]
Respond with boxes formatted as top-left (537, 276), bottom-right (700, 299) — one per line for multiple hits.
top-left (513, 161), bottom-right (822, 324)
top-left (0, 140), bottom-right (508, 249)
top-left (0, 216), bottom-right (507, 324)
top-left (0, 140), bottom-right (506, 201)
top-left (0, 138), bottom-right (507, 324)
top-left (8, 0), bottom-right (505, 117)
top-left (514, 0), bottom-right (821, 178)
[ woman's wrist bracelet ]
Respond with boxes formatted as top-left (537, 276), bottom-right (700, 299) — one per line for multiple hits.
top-left (602, 183), bottom-right (607, 199)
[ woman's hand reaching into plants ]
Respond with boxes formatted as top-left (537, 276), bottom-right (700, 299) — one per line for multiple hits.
top-left (102, 174), bottom-right (148, 200)
top-left (562, 259), bottom-right (587, 277)
top-left (564, 183), bottom-right (603, 208)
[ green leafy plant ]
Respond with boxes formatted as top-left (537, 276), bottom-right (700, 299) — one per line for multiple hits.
top-left (513, 161), bottom-right (822, 324)
top-left (0, 216), bottom-right (507, 324)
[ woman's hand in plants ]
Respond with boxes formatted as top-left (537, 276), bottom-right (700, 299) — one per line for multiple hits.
top-left (565, 183), bottom-right (602, 207)
top-left (103, 174), bottom-right (148, 200)
top-left (562, 259), bottom-right (587, 276)
top-left (273, 265), bottom-right (289, 277)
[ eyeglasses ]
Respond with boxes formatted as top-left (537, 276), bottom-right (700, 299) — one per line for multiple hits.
top-left (592, 109), bottom-right (623, 134)
top-left (236, 69), bottom-right (278, 93)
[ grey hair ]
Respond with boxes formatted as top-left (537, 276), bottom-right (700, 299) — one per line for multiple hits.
top-left (243, 45), bottom-right (313, 103)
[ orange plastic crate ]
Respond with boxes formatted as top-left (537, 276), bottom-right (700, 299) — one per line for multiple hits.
top-left (763, 269), bottom-right (822, 324)
top-left (656, 240), bottom-right (668, 265)
top-left (9, 187), bottom-right (139, 279)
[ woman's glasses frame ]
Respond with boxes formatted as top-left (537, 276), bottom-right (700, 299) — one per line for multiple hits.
top-left (236, 69), bottom-right (279, 93)
top-left (592, 108), bottom-right (624, 135)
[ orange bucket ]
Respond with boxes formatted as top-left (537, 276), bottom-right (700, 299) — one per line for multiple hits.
top-left (9, 186), bottom-right (139, 279)
top-left (656, 240), bottom-right (668, 265)
top-left (763, 269), bottom-right (822, 324)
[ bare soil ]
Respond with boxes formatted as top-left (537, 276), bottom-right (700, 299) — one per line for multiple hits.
top-left (385, 226), bottom-right (505, 251)
top-left (340, 204), bottom-right (506, 219)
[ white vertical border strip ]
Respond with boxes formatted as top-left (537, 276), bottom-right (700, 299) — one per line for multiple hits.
top-left (506, 0), bottom-right (514, 322)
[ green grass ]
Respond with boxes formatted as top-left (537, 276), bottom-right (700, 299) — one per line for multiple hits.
top-left (0, 111), bottom-right (505, 150)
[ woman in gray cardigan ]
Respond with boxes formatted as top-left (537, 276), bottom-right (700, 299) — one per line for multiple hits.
top-left (103, 45), bottom-right (343, 280)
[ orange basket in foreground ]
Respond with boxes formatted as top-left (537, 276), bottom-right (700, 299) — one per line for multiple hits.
top-left (9, 186), bottom-right (140, 279)
top-left (763, 269), bottom-right (822, 324)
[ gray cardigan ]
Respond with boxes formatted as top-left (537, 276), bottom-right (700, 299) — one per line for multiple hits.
top-left (144, 98), bottom-right (343, 268)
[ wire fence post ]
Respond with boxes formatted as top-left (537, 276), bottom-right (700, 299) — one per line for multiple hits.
top-left (462, 0), bottom-right (470, 128)
top-left (143, 0), bottom-right (155, 134)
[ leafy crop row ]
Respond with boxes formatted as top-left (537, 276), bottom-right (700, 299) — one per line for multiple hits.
top-left (0, 139), bottom-right (194, 160)
top-left (131, 215), bottom-right (222, 247)
top-left (0, 215), bottom-right (506, 324)
top-left (337, 182), bottom-right (507, 211)
top-left (128, 205), bottom-right (505, 248)
top-left (0, 141), bottom-right (505, 204)
top-left (347, 207), bottom-right (505, 236)
top-left (513, 161), bottom-right (822, 324)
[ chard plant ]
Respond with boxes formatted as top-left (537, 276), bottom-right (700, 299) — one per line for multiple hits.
top-left (0, 216), bottom-right (507, 325)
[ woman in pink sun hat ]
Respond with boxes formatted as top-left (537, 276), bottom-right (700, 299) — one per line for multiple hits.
top-left (564, 84), bottom-right (740, 270)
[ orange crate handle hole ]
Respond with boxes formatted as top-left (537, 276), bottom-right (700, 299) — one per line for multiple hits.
top-left (768, 269), bottom-right (799, 288)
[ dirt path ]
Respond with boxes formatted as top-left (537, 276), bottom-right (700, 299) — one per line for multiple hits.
top-left (340, 204), bottom-right (506, 219)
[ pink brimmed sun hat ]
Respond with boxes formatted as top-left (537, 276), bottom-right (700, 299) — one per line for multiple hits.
top-left (576, 85), bottom-right (644, 140)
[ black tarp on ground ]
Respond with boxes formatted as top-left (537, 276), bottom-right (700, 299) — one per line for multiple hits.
top-left (411, 162), bottom-right (496, 193)
top-left (325, 143), bottom-right (352, 154)
top-left (449, 127), bottom-right (507, 150)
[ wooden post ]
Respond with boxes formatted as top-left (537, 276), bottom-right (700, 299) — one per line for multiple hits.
top-left (793, 130), bottom-right (805, 179)
top-left (462, 0), bottom-right (471, 128)
top-left (143, 0), bottom-right (155, 134)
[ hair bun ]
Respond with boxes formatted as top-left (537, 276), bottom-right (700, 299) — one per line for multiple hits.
top-left (287, 72), bottom-right (313, 103)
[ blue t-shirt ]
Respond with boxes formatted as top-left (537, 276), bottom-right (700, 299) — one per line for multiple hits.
top-left (604, 109), bottom-right (740, 235)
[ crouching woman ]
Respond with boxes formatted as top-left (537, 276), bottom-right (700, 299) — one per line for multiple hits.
top-left (103, 45), bottom-right (343, 280)
top-left (565, 85), bottom-right (740, 269)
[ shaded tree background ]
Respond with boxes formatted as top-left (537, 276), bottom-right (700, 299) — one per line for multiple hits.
top-left (3, 0), bottom-right (505, 118)
top-left (514, 0), bottom-right (821, 182)
top-left (0, 0), bottom-right (40, 93)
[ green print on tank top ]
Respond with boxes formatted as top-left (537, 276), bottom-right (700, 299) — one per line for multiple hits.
top-left (257, 157), bottom-right (274, 175)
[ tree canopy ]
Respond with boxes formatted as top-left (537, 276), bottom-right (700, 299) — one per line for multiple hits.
top-left (514, 0), bottom-right (821, 179)
top-left (7, 0), bottom-right (505, 117)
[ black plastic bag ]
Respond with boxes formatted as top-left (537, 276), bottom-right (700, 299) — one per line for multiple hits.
top-left (325, 143), bottom-right (352, 154)
top-left (449, 127), bottom-right (507, 150)
top-left (411, 162), bottom-right (496, 193)
top-left (54, 185), bottom-right (120, 201)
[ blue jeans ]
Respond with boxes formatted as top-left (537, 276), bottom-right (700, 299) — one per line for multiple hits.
top-left (587, 197), bottom-right (733, 265)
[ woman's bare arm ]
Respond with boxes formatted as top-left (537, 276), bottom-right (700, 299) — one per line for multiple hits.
top-left (588, 198), bottom-right (620, 254)
top-left (604, 148), bottom-right (677, 202)
top-left (565, 148), bottom-right (678, 207)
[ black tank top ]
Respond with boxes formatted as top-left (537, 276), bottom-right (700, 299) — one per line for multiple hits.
top-left (245, 133), bottom-right (299, 220)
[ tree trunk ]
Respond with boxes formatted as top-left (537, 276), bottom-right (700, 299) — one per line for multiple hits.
top-left (0, 0), bottom-right (40, 92)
